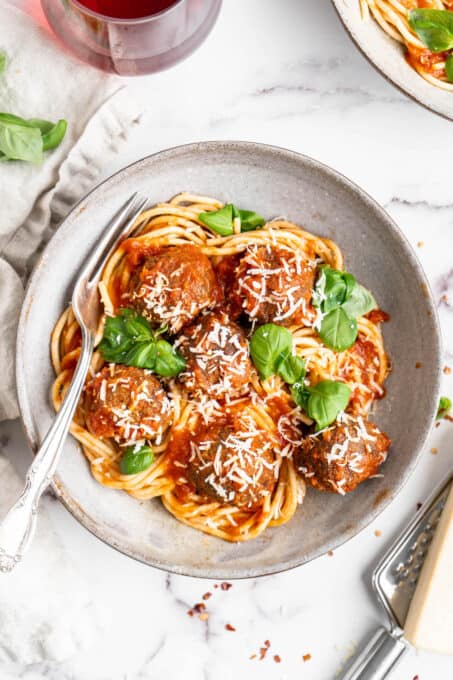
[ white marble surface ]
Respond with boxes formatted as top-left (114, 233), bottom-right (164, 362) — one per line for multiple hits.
top-left (2, 0), bottom-right (453, 678)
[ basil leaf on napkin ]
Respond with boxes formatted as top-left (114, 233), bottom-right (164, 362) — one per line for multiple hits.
top-left (0, 113), bottom-right (67, 162)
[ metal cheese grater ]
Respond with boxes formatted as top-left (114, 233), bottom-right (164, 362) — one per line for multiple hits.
top-left (341, 470), bottom-right (453, 680)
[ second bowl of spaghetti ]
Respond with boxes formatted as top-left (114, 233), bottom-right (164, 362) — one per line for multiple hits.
top-left (16, 142), bottom-right (441, 577)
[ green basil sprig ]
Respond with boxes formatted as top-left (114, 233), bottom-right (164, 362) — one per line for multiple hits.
top-left (291, 380), bottom-right (351, 432)
top-left (408, 9), bottom-right (453, 53)
top-left (120, 444), bottom-right (154, 475)
top-left (313, 266), bottom-right (376, 352)
top-left (198, 203), bottom-right (265, 236)
top-left (99, 309), bottom-right (186, 378)
top-left (249, 323), bottom-right (350, 429)
top-left (0, 113), bottom-right (67, 163)
top-left (437, 395), bottom-right (452, 420)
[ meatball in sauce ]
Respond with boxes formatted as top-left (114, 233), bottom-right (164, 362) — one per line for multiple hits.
top-left (124, 244), bottom-right (222, 334)
top-left (232, 245), bottom-right (316, 326)
top-left (176, 310), bottom-right (252, 400)
top-left (84, 365), bottom-right (173, 446)
top-left (175, 405), bottom-right (278, 510)
top-left (295, 414), bottom-right (390, 495)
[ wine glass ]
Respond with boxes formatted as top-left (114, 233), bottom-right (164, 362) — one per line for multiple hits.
top-left (41, 0), bottom-right (222, 76)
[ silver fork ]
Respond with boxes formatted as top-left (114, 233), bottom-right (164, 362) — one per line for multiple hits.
top-left (0, 192), bottom-right (148, 573)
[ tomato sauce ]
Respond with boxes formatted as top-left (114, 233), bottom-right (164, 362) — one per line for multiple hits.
top-left (366, 309), bottom-right (390, 324)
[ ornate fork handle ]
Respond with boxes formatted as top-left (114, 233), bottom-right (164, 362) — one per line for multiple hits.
top-left (0, 330), bottom-right (94, 573)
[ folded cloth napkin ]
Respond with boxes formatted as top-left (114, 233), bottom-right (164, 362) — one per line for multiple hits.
top-left (0, 2), bottom-right (141, 421)
top-left (0, 452), bottom-right (110, 666)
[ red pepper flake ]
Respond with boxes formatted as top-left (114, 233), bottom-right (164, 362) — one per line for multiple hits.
top-left (446, 414), bottom-right (453, 423)
top-left (193, 602), bottom-right (206, 613)
top-left (273, 655), bottom-right (281, 663)
top-left (444, 366), bottom-right (451, 375)
top-left (187, 610), bottom-right (194, 617)
top-left (435, 421), bottom-right (441, 428)
top-left (264, 640), bottom-right (271, 648)
top-left (225, 623), bottom-right (236, 631)
top-left (259, 647), bottom-right (268, 660)
top-left (199, 612), bottom-right (209, 621)
top-left (327, 550), bottom-right (334, 557)
top-left (213, 584), bottom-right (219, 589)
top-left (202, 592), bottom-right (212, 600)
top-left (374, 530), bottom-right (382, 537)
top-left (221, 582), bottom-right (232, 591)
top-left (415, 362), bottom-right (422, 369)
top-left (413, 676), bottom-right (419, 680)
top-left (302, 653), bottom-right (312, 662)
top-left (250, 654), bottom-right (257, 660)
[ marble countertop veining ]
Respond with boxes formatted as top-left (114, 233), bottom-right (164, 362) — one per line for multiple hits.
top-left (2, 0), bottom-right (453, 678)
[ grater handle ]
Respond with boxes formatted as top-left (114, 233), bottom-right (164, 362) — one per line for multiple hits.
top-left (341, 627), bottom-right (408, 680)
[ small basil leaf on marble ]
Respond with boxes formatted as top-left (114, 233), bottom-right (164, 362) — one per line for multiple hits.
top-left (408, 9), bottom-right (453, 52)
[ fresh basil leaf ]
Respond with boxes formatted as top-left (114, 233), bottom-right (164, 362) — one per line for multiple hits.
top-left (120, 444), bottom-right (154, 475)
top-left (0, 121), bottom-right (42, 162)
top-left (319, 308), bottom-right (358, 352)
top-left (305, 380), bottom-right (351, 431)
top-left (154, 339), bottom-right (187, 377)
top-left (199, 204), bottom-right (235, 236)
top-left (341, 283), bottom-right (376, 318)
top-left (276, 353), bottom-right (306, 386)
top-left (313, 266), bottom-right (357, 314)
top-left (238, 209), bottom-right (265, 232)
top-left (446, 53), bottom-right (453, 83)
top-left (0, 114), bottom-right (67, 161)
top-left (99, 309), bottom-right (186, 377)
top-left (42, 119), bottom-right (67, 151)
top-left (408, 9), bottom-right (453, 52)
top-left (437, 396), bottom-right (452, 420)
top-left (250, 323), bottom-right (293, 380)
top-left (291, 383), bottom-right (309, 412)
top-left (199, 203), bottom-right (265, 236)
top-left (0, 51), bottom-right (7, 75)
top-left (123, 341), bottom-right (158, 369)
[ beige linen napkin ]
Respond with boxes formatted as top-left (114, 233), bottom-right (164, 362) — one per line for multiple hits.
top-left (0, 3), bottom-right (141, 420)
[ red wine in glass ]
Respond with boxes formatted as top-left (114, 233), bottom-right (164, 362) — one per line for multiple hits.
top-left (41, 0), bottom-right (222, 75)
top-left (76, 0), bottom-right (178, 20)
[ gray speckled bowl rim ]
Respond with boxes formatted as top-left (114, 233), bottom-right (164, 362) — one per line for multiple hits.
top-left (16, 141), bottom-right (442, 579)
top-left (330, 0), bottom-right (453, 122)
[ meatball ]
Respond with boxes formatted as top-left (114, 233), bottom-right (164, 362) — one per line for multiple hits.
top-left (125, 245), bottom-right (222, 334)
top-left (187, 407), bottom-right (277, 509)
top-left (176, 310), bottom-right (252, 399)
top-left (232, 245), bottom-right (316, 326)
top-left (294, 415), bottom-right (390, 495)
top-left (84, 365), bottom-right (173, 445)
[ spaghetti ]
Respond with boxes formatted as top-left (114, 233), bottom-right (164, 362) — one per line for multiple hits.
top-left (51, 193), bottom-right (389, 542)
top-left (360, 1), bottom-right (453, 91)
